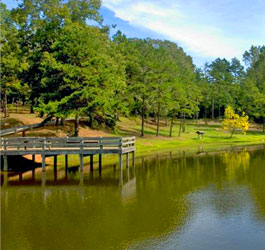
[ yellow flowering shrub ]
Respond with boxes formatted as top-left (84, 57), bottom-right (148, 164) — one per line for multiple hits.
top-left (222, 106), bottom-right (249, 138)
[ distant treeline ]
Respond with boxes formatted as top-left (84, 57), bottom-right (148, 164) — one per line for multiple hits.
top-left (1, 0), bottom-right (264, 135)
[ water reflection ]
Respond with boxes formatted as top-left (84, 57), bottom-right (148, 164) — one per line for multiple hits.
top-left (1, 146), bottom-right (265, 250)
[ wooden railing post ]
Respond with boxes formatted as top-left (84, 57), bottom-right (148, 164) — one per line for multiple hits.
top-left (99, 137), bottom-right (102, 171)
top-left (3, 138), bottom-right (7, 151)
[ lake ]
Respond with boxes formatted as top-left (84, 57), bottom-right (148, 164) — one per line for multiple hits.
top-left (1, 145), bottom-right (265, 250)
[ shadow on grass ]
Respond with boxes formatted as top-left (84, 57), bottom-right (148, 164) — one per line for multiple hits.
top-left (246, 130), bottom-right (265, 135)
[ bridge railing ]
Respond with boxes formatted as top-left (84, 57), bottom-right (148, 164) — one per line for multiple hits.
top-left (0, 137), bottom-right (135, 152)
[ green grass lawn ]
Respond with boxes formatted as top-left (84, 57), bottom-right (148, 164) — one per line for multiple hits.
top-left (52, 117), bottom-right (265, 169)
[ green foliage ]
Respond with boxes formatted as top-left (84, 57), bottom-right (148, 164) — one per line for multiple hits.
top-left (1, 0), bottom-right (264, 135)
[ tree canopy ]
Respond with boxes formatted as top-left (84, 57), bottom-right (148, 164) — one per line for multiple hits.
top-left (1, 1), bottom-right (264, 135)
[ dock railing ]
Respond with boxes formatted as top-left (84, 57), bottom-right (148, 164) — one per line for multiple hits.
top-left (0, 136), bottom-right (135, 155)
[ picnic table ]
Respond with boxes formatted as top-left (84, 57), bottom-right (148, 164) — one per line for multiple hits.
top-left (196, 131), bottom-right (205, 140)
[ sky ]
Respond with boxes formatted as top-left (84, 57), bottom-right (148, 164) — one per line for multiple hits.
top-left (3, 0), bottom-right (265, 67)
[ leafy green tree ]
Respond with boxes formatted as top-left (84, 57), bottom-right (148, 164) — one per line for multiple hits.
top-left (205, 58), bottom-right (234, 118)
top-left (38, 22), bottom-right (126, 135)
top-left (0, 3), bottom-right (28, 117)
top-left (11, 0), bottom-right (102, 113)
top-left (242, 46), bottom-right (265, 132)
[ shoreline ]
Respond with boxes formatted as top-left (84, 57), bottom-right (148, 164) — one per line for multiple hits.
top-left (24, 140), bottom-right (265, 171)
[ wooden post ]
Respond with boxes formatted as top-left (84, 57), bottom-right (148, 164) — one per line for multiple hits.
top-left (19, 172), bottom-right (23, 182)
top-left (90, 155), bottom-right (93, 172)
top-left (99, 154), bottom-right (102, 172)
top-left (80, 154), bottom-right (83, 171)
top-left (99, 137), bottom-right (102, 172)
top-left (132, 151), bottom-right (135, 167)
top-left (42, 172), bottom-right (46, 187)
top-left (3, 155), bottom-right (8, 171)
top-left (65, 154), bottom-right (68, 173)
top-left (3, 172), bottom-right (8, 187)
top-left (119, 164), bottom-right (123, 187)
top-left (126, 153), bottom-right (129, 168)
top-left (54, 155), bottom-right (57, 172)
top-left (42, 155), bottom-right (46, 172)
top-left (32, 154), bottom-right (35, 162)
top-left (80, 171), bottom-right (84, 186)
top-left (32, 168), bottom-right (35, 179)
top-left (119, 153), bottom-right (122, 169)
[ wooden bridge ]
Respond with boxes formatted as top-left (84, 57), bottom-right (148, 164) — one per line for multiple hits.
top-left (0, 137), bottom-right (135, 172)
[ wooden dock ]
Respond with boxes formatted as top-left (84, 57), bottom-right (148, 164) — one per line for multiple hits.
top-left (0, 137), bottom-right (135, 172)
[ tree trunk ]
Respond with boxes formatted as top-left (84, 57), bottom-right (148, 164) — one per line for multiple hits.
top-left (141, 99), bottom-right (145, 137)
top-left (74, 115), bottom-right (79, 137)
top-left (55, 117), bottom-right (59, 126)
top-left (60, 118), bottom-right (65, 126)
top-left (156, 104), bottom-right (160, 136)
top-left (212, 98), bottom-right (215, 120)
top-left (195, 111), bottom-right (199, 125)
top-left (178, 118), bottom-right (182, 137)
top-left (4, 90), bottom-right (8, 118)
top-left (88, 113), bottom-right (93, 128)
top-left (169, 118), bottom-right (174, 137)
top-left (182, 113), bottom-right (186, 133)
top-left (230, 128), bottom-right (235, 138)
top-left (204, 108), bottom-right (208, 125)
top-left (30, 99), bottom-right (34, 114)
top-left (218, 103), bottom-right (221, 118)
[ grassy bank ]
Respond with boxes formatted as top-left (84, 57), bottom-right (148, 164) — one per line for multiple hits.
top-left (2, 114), bottom-right (265, 168)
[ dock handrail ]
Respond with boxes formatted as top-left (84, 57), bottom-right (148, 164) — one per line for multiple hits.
top-left (0, 136), bottom-right (135, 154)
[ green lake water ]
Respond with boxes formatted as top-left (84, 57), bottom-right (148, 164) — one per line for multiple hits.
top-left (1, 146), bottom-right (265, 250)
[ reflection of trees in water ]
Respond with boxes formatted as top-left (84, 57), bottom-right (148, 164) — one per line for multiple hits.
top-left (1, 148), bottom-right (265, 250)
top-left (247, 149), bottom-right (265, 219)
top-left (221, 150), bottom-right (250, 181)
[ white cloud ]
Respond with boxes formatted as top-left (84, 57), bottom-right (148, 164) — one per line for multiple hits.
top-left (102, 0), bottom-right (264, 62)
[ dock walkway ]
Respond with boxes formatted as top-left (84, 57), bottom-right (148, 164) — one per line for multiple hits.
top-left (0, 137), bottom-right (135, 172)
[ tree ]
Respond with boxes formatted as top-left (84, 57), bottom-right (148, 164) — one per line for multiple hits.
top-left (222, 106), bottom-right (249, 138)
top-left (11, 0), bottom-right (102, 113)
top-left (38, 22), bottom-right (126, 135)
top-left (205, 58), bottom-right (234, 119)
top-left (0, 3), bottom-right (28, 117)
top-left (241, 46), bottom-right (265, 132)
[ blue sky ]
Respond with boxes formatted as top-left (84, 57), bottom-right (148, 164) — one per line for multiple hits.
top-left (4, 0), bottom-right (265, 67)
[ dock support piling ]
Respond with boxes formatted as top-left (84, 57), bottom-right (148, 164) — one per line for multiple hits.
top-left (90, 155), bottom-right (93, 172)
top-left (3, 155), bottom-right (8, 171)
top-left (19, 172), bottom-right (23, 182)
top-left (80, 154), bottom-right (83, 171)
top-left (65, 154), bottom-right (68, 174)
top-left (126, 153), bottom-right (129, 168)
top-left (3, 172), bottom-right (8, 187)
top-left (132, 151), bottom-right (135, 167)
top-left (42, 155), bottom-right (46, 172)
top-left (54, 155), bottom-right (57, 172)
top-left (80, 171), bottom-right (84, 186)
top-left (99, 154), bottom-right (102, 172)
top-left (42, 172), bottom-right (46, 187)
top-left (119, 153), bottom-right (123, 169)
